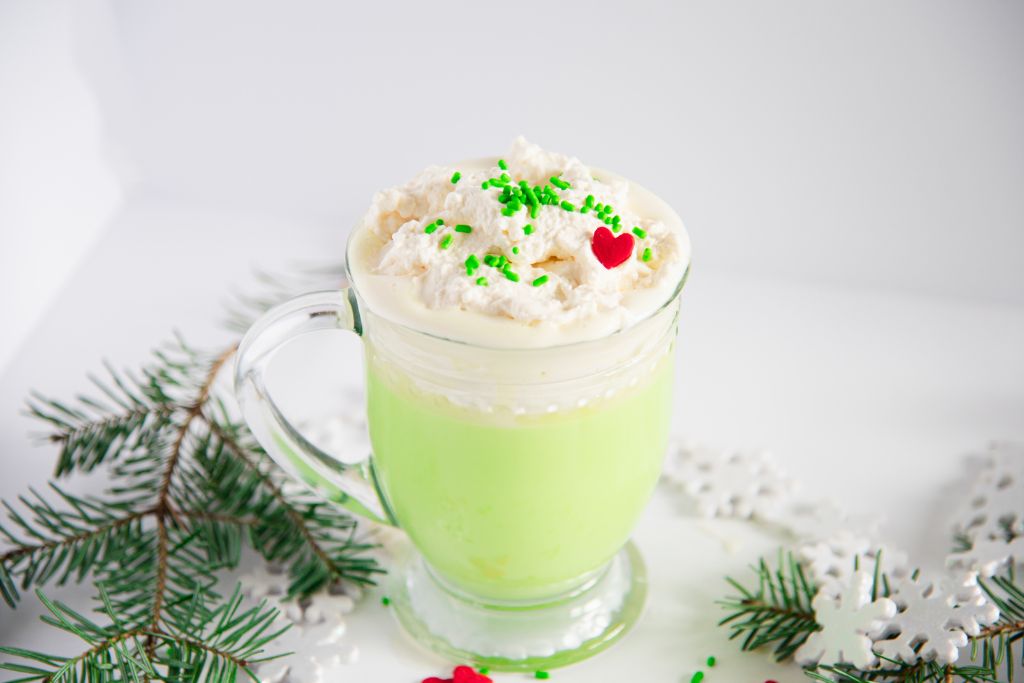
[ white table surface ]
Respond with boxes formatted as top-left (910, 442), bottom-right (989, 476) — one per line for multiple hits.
top-left (1, 195), bottom-right (1023, 682)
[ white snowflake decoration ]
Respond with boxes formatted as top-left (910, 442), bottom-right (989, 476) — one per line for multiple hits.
top-left (947, 534), bottom-right (1024, 578)
top-left (253, 620), bottom-right (359, 683)
top-left (663, 443), bottom-right (796, 518)
top-left (872, 574), bottom-right (999, 665)
top-left (759, 498), bottom-right (882, 543)
top-left (952, 441), bottom-right (1024, 543)
top-left (798, 533), bottom-right (911, 597)
top-left (794, 571), bottom-right (897, 669)
top-left (240, 561), bottom-right (363, 683)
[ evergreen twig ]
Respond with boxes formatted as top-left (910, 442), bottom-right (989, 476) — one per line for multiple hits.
top-left (0, 332), bottom-right (379, 682)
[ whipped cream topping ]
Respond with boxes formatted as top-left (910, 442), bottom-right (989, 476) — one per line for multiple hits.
top-left (349, 138), bottom-right (690, 347)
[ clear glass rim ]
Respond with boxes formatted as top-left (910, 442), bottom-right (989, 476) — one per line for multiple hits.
top-left (343, 227), bottom-right (690, 353)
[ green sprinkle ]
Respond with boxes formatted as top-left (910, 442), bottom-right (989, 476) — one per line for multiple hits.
top-left (476, 276), bottom-right (488, 286)
top-left (560, 200), bottom-right (576, 212)
top-left (531, 274), bottom-right (549, 287)
top-left (611, 215), bottom-right (621, 226)
top-left (549, 175), bottom-right (570, 190)
top-left (580, 205), bottom-right (590, 214)
top-left (504, 269), bottom-right (520, 282)
top-left (512, 246), bottom-right (520, 255)
top-left (706, 656), bottom-right (716, 668)
top-left (483, 254), bottom-right (499, 267)
top-left (523, 224), bottom-right (534, 235)
top-left (498, 159), bottom-right (508, 170)
top-left (690, 672), bottom-right (703, 683)
top-left (604, 204), bottom-right (615, 215)
top-left (450, 171), bottom-right (461, 184)
top-left (481, 181), bottom-right (489, 190)
top-left (594, 202), bottom-right (604, 212)
top-left (439, 234), bottom-right (453, 250)
top-left (642, 247), bottom-right (652, 262)
top-left (465, 254), bottom-right (480, 270)
top-left (529, 204), bottom-right (539, 219)
top-left (424, 223), bottom-right (438, 234)
top-left (496, 255), bottom-right (508, 268)
top-left (435, 218), bottom-right (444, 225)
top-left (478, 668), bottom-right (489, 675)
top-left (490, 177), bottom-right (508, 188)
top-left (535, 672), bottom-right (550, 680)
top-left (585, 194), bottom-right (595, 207)
top-left (501, 206), bottom-right (517, 216)
top-left (632, 226), bottom-right (647, 238)
top-left (455, 224), bottom-right (472, 233)
top-left (524, 186), bottom-right (539, 206)
top-left (381, 596), bottom-right (391, 606)
top-left (500, 172), bottom-right (510, 182)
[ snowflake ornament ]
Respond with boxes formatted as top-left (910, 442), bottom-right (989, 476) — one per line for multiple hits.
top-left (799, 533), bottom-right (911, 597)
top-left (759, 498), bottom-right (882, 544)
top-left (663, 443), bottom-right (796, 519)
top-left (947, 534), bottom-right (1024, 578)
top-left (253, 621), bottom-right (359, 683)
top-left (952, 441), bottom-right (1024, 543)
top-left (872, 573), bottom-right (999, 665)
top-left (241, 561), bottom-right (363, 683)
top-left (794, 571), bottom-right (897, 669)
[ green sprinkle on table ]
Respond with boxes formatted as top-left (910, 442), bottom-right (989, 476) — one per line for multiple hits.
top-left (450, 171), bottom-right (461, 184)
top-left (455, 224), bottom-right (472, 233)
top-left (476, 276), bottom-right (488, 286)
top-left (381, 596), bottom-right (390, 606)
top-left (641, 247), bottom-right (652, 262)
top-left (690, 671), bottom-right (703, 683)
top-left (632, 226), bottom-right (647, 238)
top-left (439, 234), bottom-right (453, 250)
top-left (535, 672), bottom-right (550, 680)
top-left (531, 274), bottom-right (549, 287)
top-left (706, 656), bottom-right (716, 667)
top-left (498, 159), bottom-right (508, 170)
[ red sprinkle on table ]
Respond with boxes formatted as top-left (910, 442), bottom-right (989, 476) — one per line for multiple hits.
top-left (591, 226), bottom-right (635, 269)
top-left (422, 665), bottom-right (492, 683)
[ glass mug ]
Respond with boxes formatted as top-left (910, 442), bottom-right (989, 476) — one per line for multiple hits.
top-left (234, 235), bottom-right (688, 670)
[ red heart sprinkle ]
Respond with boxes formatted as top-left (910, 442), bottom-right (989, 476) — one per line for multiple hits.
top-left (591, 226), bottom-right (635, 269)
top-left (453, 665), bottom-right (492, 683)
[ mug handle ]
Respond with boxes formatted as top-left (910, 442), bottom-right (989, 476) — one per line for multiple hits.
top-left (234, 289), bottom-right (396, 527)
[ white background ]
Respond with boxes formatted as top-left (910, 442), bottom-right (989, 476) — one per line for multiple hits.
top-left (1, 1), bottom-right (1022, 681)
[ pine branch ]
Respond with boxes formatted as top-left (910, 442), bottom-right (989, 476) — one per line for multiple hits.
top-left (718, 551), bottom-right (820, 661)
top-left (0, 487), bottom-right (151, 607)
top-left (718, 551), bottom-right (1024, 683)
top-left (2, 332), bottom-right (380, 682)
top-left (202, 416), bottom-right (382, 596)
top-left (807, 661), bottom-right (997, 683)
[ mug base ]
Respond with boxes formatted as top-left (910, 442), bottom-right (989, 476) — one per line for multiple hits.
top-left (387, 541), bottom-right (647, 672)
